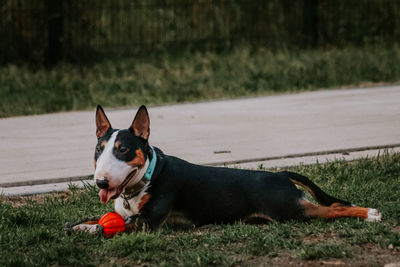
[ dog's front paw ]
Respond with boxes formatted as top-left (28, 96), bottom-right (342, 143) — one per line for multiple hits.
top-left (65, 221), bottom-right (104, 235)
top-left (365, 208), bottom-right (382, 222)
top-left (73, 223), bottom-right (104, 234)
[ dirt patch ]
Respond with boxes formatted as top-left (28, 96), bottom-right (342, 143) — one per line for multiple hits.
top-left (1, 190), bottom-right (72, 207)
top-left (302, 231), bottom-right (341, 245)
top-left (351, 243), bottom-right (400, 267)
top-left (244, 244), bottom-right (399, 267)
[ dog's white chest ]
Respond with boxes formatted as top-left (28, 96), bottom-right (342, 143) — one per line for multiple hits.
top-left (114, 187), bottom-right (150, 219)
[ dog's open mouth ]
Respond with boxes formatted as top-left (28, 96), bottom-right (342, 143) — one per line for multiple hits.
top-left (98, 168), bottom-right (138, 204)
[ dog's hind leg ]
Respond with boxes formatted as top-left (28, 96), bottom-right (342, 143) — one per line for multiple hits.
top-left (300, 200), bottom-right (382, 222)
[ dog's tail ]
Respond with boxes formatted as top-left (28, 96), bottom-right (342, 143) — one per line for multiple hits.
top-left (281, 171), bottom-right (352, 206)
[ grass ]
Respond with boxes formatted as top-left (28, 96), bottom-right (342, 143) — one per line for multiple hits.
top-left (1, 152), bottom-right (399, 266)
top-left (2, 45), bottom-right (400, 118)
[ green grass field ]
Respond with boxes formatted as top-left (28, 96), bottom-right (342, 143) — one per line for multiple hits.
top-left (1, 46), bottom-right (400, 118)
top-left (1, 152), bottom-right (399, 266)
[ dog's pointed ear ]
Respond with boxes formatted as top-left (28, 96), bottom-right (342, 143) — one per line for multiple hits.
top-left (130, 105), bottom-right (150, 140)
top-left (96, 105), bottom-right (112, 139)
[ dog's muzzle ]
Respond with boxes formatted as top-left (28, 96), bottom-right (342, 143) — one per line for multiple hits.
top-left (98, 168), bottom-right (138, 204)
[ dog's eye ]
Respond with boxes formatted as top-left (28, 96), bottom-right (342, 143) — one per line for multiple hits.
top-left (119, 146), bottom-right (128, 153)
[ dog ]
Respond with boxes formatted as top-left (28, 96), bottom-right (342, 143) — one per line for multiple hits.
top-left (70, 105), bottom-right (382, 234)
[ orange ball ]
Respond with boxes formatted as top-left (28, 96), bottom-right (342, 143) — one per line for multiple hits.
top-left (98, 212), bottom-right (126, 237)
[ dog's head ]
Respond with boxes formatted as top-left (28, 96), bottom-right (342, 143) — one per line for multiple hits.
top-left (94, 105), bottom-right (151, 204)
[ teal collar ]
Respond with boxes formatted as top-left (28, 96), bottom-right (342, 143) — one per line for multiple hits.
top-left (144, 146), bottom-right (157, 180)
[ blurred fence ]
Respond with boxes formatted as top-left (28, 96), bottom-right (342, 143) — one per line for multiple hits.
top-left (1, 0), bottom-right (400, 65)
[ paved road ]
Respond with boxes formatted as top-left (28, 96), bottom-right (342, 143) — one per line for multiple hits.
top-left (1, 86), bottom-right (399, 194)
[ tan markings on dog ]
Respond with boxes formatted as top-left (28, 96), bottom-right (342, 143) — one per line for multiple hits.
top-left (247, 213), bottom-right (274, 222)
top-left (138, 194), bottom-right (150, 211)
top-left (127, 149), bottom-right (145, 168)
top-left (94, 159), bottom-right (97, 169)
top-left (100, 140), bottom-right (107, 148)
top-left (290, 178), bottom-right (317, 200)
top-left (301, 200), bottom-right (369, 219)
top-left (82, 220), bottom-right (100, 225)
top-left (114, 140), bottom-right (120, 148)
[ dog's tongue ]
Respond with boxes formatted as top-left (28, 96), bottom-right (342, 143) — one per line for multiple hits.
top-left (99, 188), bottom-right (118, 204)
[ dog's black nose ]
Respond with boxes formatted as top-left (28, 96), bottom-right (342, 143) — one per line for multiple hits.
top-left (96, 179), bottom-right (109, 189)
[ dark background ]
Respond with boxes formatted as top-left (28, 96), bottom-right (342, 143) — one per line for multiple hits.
top-left (1, 0), bottom-right (399, 66)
